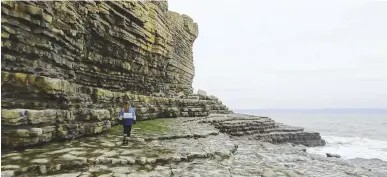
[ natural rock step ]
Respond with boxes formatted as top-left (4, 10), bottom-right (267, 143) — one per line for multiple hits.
top-left (227, 128), bottom-right (302, 136)
top-left (261, 127), bottom-right (305, 133)
top-left (216, 120), bottom-right (305, 137)
top-left (214, 120), bottom-right (276, 127)
top-left (207, 114), bottom-right (326, 147)
top-left (224, 125), bottom-right (304, 134)
top-left (252, 131), bottom-right (326, 147)
top-left (200, 117), bottom-right (270, 124)
top-left (218, 126), bottom-right (277, 132)
top-left (144, 131), bottom-right (219, 141)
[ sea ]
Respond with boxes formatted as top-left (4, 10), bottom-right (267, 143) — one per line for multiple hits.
top-left (234, 109), bottom-right (387, 161)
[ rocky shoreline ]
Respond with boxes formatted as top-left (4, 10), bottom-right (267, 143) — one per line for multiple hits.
top-left (1, 1), bottom-right (386, 176)
top-left (2, 113), bottom-right (385, 177)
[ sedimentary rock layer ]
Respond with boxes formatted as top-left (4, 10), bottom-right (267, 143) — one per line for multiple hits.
top-left (1, 1), bottom-right (231, 148)
top-left (1, 1), bottom-right (198, 95)
top-left (2, 115), bottom-right (382, 177)
top-left (202, 114), bottom-right (326, 147)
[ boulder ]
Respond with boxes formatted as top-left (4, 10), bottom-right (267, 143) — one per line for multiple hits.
top-left (197, 89), bottom-right (207, 96)
top-left (326, 153), bottom-right (341, 158)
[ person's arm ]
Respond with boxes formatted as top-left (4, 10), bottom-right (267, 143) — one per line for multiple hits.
top-left (133, 108), bottom-right (136, 124)
top-left (119, 109), bottom-right (123, 120)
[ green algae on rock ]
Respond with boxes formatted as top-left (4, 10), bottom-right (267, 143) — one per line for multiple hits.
top-left (1, 1), bottom-right (231, 148)
top-left (2, 115), bottom-right (384, 177)
top-left (135, 118), bottom-right (171, 133)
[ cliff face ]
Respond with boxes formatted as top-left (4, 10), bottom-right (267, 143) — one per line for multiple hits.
top-left (1, 1), bottom-right (231, 148)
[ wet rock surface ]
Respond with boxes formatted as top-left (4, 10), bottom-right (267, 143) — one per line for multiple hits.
top-left (201, 114), bottom-right (326, 147)
top-left (2, 114), bottom-right (385, 177)
top-left (348, 158), bottom-right (387, 176)
top-left (326, 153), bottom-right (341, 158)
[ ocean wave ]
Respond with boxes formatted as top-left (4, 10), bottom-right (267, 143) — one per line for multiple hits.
top-left (324, 135), bottom-right (387, 147)
top-left (308, 135), bottom-right (387, 161)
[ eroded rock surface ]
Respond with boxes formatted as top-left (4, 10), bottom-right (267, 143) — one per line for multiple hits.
top-left (1, 1), bottom-right (231, 148)
top-left (201, 114), bottom-right (326, 147)
top-left (2, 114), bottom-right (384, 177)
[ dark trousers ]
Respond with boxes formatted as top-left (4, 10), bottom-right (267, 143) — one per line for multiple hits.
top-left (123, 125), bottom-right (132, 137)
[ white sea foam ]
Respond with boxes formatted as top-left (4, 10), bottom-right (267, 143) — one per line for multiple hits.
top-left (236, 110), bottom-right (387, 161)
top-left (308, 135), bottom-right (387, 161)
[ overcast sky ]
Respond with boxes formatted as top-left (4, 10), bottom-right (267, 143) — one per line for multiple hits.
top-left (168, 0), bottom-right (387, 110)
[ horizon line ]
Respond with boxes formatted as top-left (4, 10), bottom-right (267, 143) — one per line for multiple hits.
top-left (232, 108), bottom-right (387, 112)
top-left (234, 108), bottom-right (387, 110)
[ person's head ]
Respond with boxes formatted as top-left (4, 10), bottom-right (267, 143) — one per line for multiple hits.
top-left (123, 101), bottom-right (131, 112)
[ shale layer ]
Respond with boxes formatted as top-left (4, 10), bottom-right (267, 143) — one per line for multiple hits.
top-left (1, 1), bottom-right (231, 148)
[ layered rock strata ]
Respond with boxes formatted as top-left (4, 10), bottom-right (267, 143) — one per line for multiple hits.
top-left (202, 114), bottom-right (326, 147)
top-left (2, 115), bottom-right (383, 177)
top-left (1, 1), bottom-right (231, 148)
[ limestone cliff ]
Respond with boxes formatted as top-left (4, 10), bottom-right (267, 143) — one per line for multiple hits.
top-left (1, 1), bottom-right (231, 148)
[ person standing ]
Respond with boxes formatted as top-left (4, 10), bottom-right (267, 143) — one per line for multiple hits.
top-left (119, 101), bottom-right (136, 145)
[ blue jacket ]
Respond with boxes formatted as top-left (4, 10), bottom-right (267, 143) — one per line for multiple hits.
top-left (119, 107), bottom-right (136, 126)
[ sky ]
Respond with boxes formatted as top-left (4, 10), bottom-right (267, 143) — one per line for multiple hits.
top-left (168, 0), bottom-right (387, 110)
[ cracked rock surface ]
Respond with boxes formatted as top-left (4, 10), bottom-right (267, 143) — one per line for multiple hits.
top-left (2, 114), bottom-right (385, 177)
top-left (202, 114), bottom-right (326, 147)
